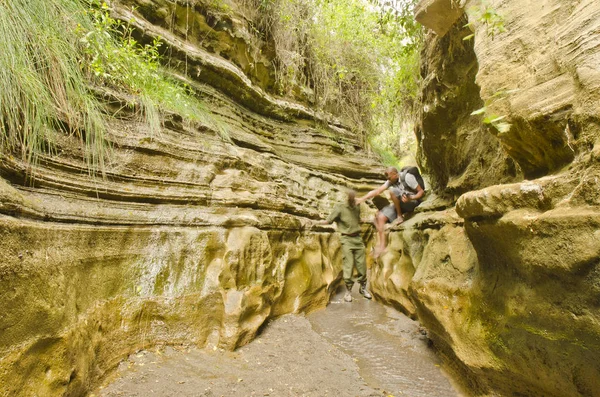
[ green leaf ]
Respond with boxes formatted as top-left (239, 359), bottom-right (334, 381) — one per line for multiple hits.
top-left (483, 114), bottom-right (499, 124)
top-left (470, 107), bottom-right (487, 116)
top-left (463, 34), bottom-right (475, 41)
top-left (489, 115), bottom-right (506, 123)
top-left (495, 122), bottom-right (511, 133)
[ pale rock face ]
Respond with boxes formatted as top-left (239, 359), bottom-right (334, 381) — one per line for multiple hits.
top-left (4, 0), bottom-right (600, 396)
top-left (372, 1), bottom-right (600, 395)
top-left (467, 0), bottom-right (600, 177)
top-left (370, 228), bottom-right (418, 316)
top-left (416, 14), bottom-right (520, 196)
top-left (375, 174), bottom-right (600, 395)
top-left (415, 0), bottom-right (465, 37)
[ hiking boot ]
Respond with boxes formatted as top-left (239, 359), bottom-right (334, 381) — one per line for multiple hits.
top-left (344, 284), bottom-right (353, 302)
top-left (344, 290), bottom-right (352, 302)
top-left (359, 283), bottom-right (372, 299)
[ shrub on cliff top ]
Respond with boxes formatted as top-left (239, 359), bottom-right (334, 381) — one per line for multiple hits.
top-left (237, 0), bottom-right (422, 163)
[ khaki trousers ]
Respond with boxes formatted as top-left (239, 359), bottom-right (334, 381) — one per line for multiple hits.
top-left (340, 235), bottom-right (366, 287)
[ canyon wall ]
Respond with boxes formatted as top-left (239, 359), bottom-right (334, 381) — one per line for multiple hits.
top-left (3, 0), bottom-right (600, 396)
top-left (371, 0), bottom-right (600, 395)
top-left (0, 1), bottom-right (381, 396)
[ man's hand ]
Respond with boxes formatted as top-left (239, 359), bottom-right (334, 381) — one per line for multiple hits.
top-left (401, 194), bottom-right (411, 203)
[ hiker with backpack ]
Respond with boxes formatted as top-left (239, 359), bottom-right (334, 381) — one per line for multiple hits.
top-left (356, 166), bottom-right (425, 257)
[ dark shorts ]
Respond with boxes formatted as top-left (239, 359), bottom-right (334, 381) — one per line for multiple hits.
top-left (380, 201), bottom-right (420, 222)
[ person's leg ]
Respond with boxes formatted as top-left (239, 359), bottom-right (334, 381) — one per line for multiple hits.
top-left (354, 246), bottom-right (367, 284)
top-left (374, 211), bottom-right (390, 257)
top-left (353, 245), bottom-right (372, 299)
top-left (374, 204), bottom-right (401, 257)
top-left (341, 239), bottom-right (354, 302)
top-left (399, 200), bottom-right (419, 215)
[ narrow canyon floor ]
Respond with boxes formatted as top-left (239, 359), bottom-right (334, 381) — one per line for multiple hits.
top-left (94, 288), bottom-right (463, 397)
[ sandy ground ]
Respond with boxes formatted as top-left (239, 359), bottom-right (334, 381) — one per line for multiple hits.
top-left (94, 288), bottom-right (462, 397)
top-left (94, 314), bottom-right (382, 397)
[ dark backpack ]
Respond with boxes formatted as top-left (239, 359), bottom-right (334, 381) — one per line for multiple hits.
top-left (400, 166), bottom-right (425, 192)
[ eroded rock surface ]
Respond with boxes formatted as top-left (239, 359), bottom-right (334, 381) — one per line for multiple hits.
top-left (4, 0), bottom-right (600, 396)
top-left (0, 2), bottom-right (382, 396)
top-left (371, 0), bottom-right (600, 395)
top-left (416, 15), bottom-right (520, 197)
top-left (467, 0), bottom-right (600, 178)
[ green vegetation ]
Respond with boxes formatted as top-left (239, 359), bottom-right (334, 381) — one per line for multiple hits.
top-left (1, 0), bottom-right (422, 173)
top-left (238, 0), bottom-right (423, 166)
top-left (463, 0), bottom-right (506, 41)
top-left (470, 88), bottom-right (517, 135)
top-left (79, 2), bottom-right (220, 137)
top-left (0, 0), bottom-right (218, 175)
top-left (0, 0), bottom-right (107, 171)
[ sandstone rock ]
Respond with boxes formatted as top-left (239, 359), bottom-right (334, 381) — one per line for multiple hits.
top-left (371, 179), bottom-right (600, 395)
top-left (375, 1), bottom-right (600, 395)
top-left (415, 0), bottom-right (465, 37)
top-left (0, 2), bottom-right (384, 396)
top-left (467, 0), bottom-right (600, 178)
top-left (416, 15), bottom-right (520, 197)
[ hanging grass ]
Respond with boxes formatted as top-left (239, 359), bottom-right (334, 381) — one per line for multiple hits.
top-left (0, 0), bottom-right (226, 176)
top-left (0, 0), bottom-right (107, 173)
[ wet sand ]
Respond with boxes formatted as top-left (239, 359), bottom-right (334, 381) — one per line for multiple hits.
top-left (309, 288), bottom-right (463, 397)
top-left (94, 288), bottom-right (463, 397)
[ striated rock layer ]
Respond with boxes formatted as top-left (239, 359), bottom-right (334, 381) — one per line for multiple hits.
top-left (4, 0), bottom-right (600, 395)
top-left (0, 1), bottom-right (381, 396)
top-left (371, 0), bottom-right (600, 396)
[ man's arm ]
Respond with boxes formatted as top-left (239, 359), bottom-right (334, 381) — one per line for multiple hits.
top-left (356, 183), bottom-right (388, 205)
top-left (401, 184), bottom-right (425, 203)
top-left (313, 204), bottom-right (340, 226)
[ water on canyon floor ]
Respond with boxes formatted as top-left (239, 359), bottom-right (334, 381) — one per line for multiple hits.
top-left (309, 288), bottom-right (463, 397)
top-left (95, 288), bottom-right (463, 397)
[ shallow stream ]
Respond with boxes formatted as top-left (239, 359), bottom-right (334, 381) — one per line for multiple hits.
top-left (96, 288), bottom-right (464, 397)
top-left (308, 287), bottom-right (463, 397)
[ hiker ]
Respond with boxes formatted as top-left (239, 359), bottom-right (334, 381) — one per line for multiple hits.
top-left (315, 190), bottom-right (372, 302)
top-left (357, 166), bottom-right (425, 257)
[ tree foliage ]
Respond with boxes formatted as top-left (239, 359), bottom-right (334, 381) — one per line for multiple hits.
top-left (238, 0), bottom-right (423, 164)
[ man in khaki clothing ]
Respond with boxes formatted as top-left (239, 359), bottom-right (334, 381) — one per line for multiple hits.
top-left (318, 190), bottom-right (372, 302)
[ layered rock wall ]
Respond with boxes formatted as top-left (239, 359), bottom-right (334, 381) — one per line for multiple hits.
top-left (4, 0), bottom-right (600, 395)
top-left (372, 0), bottom-right (600, 395)
top-left (0, 1), bottom-right (381, 396)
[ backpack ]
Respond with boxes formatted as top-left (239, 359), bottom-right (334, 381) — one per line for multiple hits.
top-left (400, 166), bottom-right (425, 192)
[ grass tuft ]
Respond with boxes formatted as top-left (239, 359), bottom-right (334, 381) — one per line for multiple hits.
top-left (0, 0), bottom-right (107, 174)
top-left (0, 0), bottom-right (224, 175)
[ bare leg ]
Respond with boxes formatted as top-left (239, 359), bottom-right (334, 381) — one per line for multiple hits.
top-left (373, 212), bottom-right (389, 258)
top-left (389, 193), bottom-right (405, 225)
